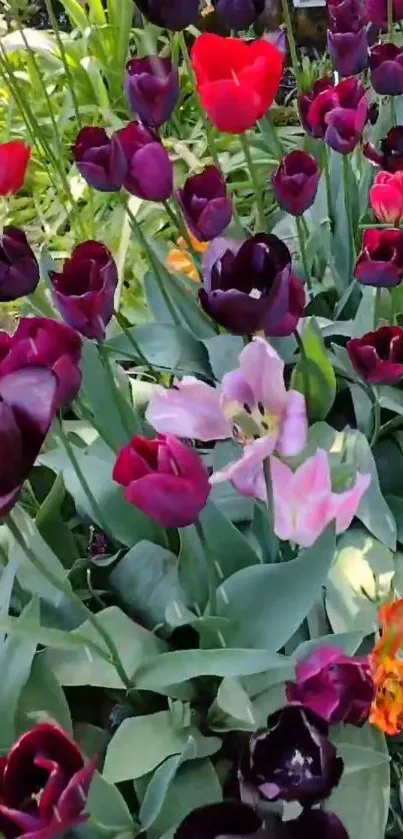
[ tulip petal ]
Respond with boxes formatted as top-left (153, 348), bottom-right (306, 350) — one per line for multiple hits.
top-left (146, 378), bottom-right (232, 441)
top-left (330, 471), bottom-right (371, 531)
top-left (211, 436), bottom-right (275, 503)
top-left (276, 389), bottom-right (307, 457)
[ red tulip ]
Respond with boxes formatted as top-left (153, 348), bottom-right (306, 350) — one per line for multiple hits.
top-left (0, 141), bottom-right (30, 196)
top-left (191, 34), bottom-right (283, 134)
top-left (370, 170), bottom-right (403, 224)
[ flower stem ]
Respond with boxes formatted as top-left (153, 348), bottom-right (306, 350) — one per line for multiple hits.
top-left (113, 310), bottom-right (152, 372)
top-left (391, 96), bottom-right (397, 126)
top-left (56, 418), bottom-right (109, 531)
top-left (5, 511), bottom-right (133, 691)
top-left (388, 0), bottom-right (394, 40)
top-left (280, 0), bottom-right (301, 92)
top-left (342, 154), bottom-right (356, 268)
top-left (195, 519), bottom-right (217, 616)
top-left (97, 342), bottom-right (141, 438)
top-left (322, 145), bottom-right (334, 231)
top-left (239, 133), bottom-right (266, 231)
top-left (163, 199), bottom-right (194, 253)
top-left (295, 215), bottom-right (312, 292)
top-left (370, 394), bottom-right (381, 448)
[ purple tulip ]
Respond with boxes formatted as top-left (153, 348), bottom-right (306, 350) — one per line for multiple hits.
top-left (212, 0), bottom-right (265, 29)
top-left (369, 43), bottom-right (403, 94)
top-left (302, 76), bottom-right (368, 154)
top-left (0, 316), bottom-right (82, 410)
top-left (298, 76), bottom-right (334, 136)
top-left (116, 121), bottom-right (173, 201)
top-left (134, 0), bottom-right (200, 30)
top-left (0, 722), bottom-right (96, 839)
top-left (175, 802), bottom-right (349, 839)
top-left (199, 234), bottom-right (305, 337)
top-left (328, 0), bottom-right (363, 29)
top-left (0, 367), bottom-right (57, 517)
top-left (272, 151), bottom-right (320, 216)
top-left (327, 29), bottom-right (368, 76)
top-left (49, 241), bottom-right (118, 341)
top-left (73, 127), bottom-right (127, 192)
top-left (286, 647), bottom-right (374, 726)
top-left (177, 166), bottom-right (232, 241)
top-left (364, 0), bottom-right (403, 28)
top-left (347, 326), bottom-right (403, 384)
top-left (125, 56), bottom-right (179, 127)
top-left (364, 126), bottom-right (403, 171)
top-left (239, 705), bottom-right (343, 808)
top-left (0, 227), bottom-right (39, 302)
top-left (354, 228), bottom-right (403, 287)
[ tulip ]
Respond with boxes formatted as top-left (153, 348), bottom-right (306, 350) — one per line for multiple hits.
top-left (364, 0), bottom-right (403, 28)
top-left (370, 170), bottom-right (403, 225)
top-left (286, 647), bottom-right (374, 726)
top-left (298, 76), bottom-right (334, 135)
top-left (191, 34), bottom-right (283, 134)
top-left (0, 140), bottom-right (30, 196)
top-left (0, 316), bottom-right (82, 409)
top-left (327, 29), bottom-right (368, 76)
top-left (113, 433), bottom-right (211, 527)
top-left (134, 0), bottom-right (200, 30)
top-left (0, 227), bottom-right (39, 302)
top-left (347, 326), bottom-right (403, 384)
top-left (370, 656), bottom-right (403, 734)
top-left (0, 367), bottom-right (57, 517)
top-left (270, 449), bottom-right (371, 547)
top-left (177, 166), bottom-right (232, 241)
top-left (369, 43), bottom-right (403, 94)
top-left (301, 76), bottom-right (368, 155)
top-left (73, 126), bottom-right (127, 192)
top-left (199, 233), bottom-right (305, 336)
top-left (272, 151), bottom-right (320, 216)
top-left (212, 0), bottom-right (265, 29)
top-left (364, 126), bottom-right (403, 172)
top-left (115, 121), bottom-right (173, 201)
top-left (49, 241), bottom-right (118, 341)
top-left (175, 802), bottom-right (349, 839)
top-left (125, 56), bottom-right (179, 127)
top-left (239, 705), bottom-right (344, 807)
top-left (0, 722), bottom-right (96, 839)
top-left (354, 228), bottom-right (403, 287)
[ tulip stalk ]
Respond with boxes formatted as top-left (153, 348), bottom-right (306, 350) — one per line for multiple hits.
top-left (295, 216), bottom-right (312, 292)
top-left (322, 146), bottom-right (334, 231)
top-left (342, 155), bottom-right (356, 269)
top-left (280, 0), bottom-right (301, 92)
top-left (56, 418), bottom-right (109, 531)
top-left (163, 199), bottom-right (195, 254)
top-left (239, 134), bottom-right (266, 231)
top-left (370, 392), bottom-right (381, 447)
top-left (195, 519), bottom-right (217, 616)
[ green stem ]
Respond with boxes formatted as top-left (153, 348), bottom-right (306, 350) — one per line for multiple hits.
top-left (295, 215), bottom-right (312, 292)
top-left (113, 311), bottom-right (152, 372)
top-left (342, 155), bottom-right (356, 267)
top-left (388, 0), bottom-right (394, 40)
top-left (56, 418), bottom-right (108, 531)
top-left (322, 145), bottom-right (334, 230)
top-left (97, 343), bottom-right (140, 439)
top-left (239, 133), bottom-right (266, 232)
top-left (370, 394), bottom-right (381, 448)
top-left (391, 96), bottom-right (397, 126)
top-left (195, 519), bottom-right (217, 616)
top-left (163, 199), bottom-right (194, 252)
top-left (6, 512), bottom-right (133, 691)
top-left (280, 0), bottom-right (301, 92)
top-left (178, 33), bottom-right (220, 169)
top-left (263, 457), bottom-right (275, 532)
top-left (293, 328), bottom-right (311, 416)
top-left (44, 0), bottom-right (82, 129)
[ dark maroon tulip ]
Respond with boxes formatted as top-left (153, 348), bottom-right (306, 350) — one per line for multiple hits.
top-left (327, 29), bottom-right (368, 76)
top-left (369, 43), bottom-right (403, 94)
top-left (239, 705), bottom-right (343, 809)
top-left (364, 126), bottom-right (403, 172)
top-left (0, 227), bottom-right (39, 302)
top-left (301, 76), bottom-right (368, 154)
top-left (113, 433), bottom-right (210, 527)
top-left (328, 0), bottom-right (363, 30)
top-left (0, 316), bottom-right (82, 410)
top-left (286, 647), bottom-right (374, 726)
top-left (364, 0), bottom-right (403, 27)
top-left (49, 241), bottom-right (118, 341)
top-left (212, 0), bottom-right (265, 29)
top-left (199, 234), bottom-right (304, 337)
top-left (134, 0), bottom-right (200, 30)
top-left (115, 121), bottom-right (173, 201)
top-left (298, 76), bottom-right (334, 136)
top-left (125, 56), bottom-right (179, 128)
top-left (175, 802), bottom-right (349, 839)
top-left (272, 151), bottom-right (320, 216)
top-left (177, 166), bottom-right (232, 241)
top-left (0, 722), bottom-right (96, 839)
top-left (0, 367), bottom-right (57, 517)
top-left (73, 126), bottom-right (127, 192)
top-left (347, 326), bottom-right (403, 384)
top-left (354, 228), bottom-right (403, 287)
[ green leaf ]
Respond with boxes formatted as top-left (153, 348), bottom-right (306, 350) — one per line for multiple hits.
top-left (198, 501), bottom-right (260, 580)
top-left (81, 342), bottom-right (140, 450)
top-left (140, 753), bottom-right (183, 829)
top-left (214, 525), bottom-right (336, 649)
top-left (204, 335), bottom-right (244, 380)
top-left (86, 771), bottom-right (135, 834)
top-left (294, 631), bottom-right (365, 661)
top-left (9, 506), bottom-right (69, 606)
top-left (144, 270), bottom-right (216, 339)
top-left (16, 654), bottom-right (72, 735)
top-left (0, 599), bottom-right (40, 747)
top-left (35, 472), bottom-right (79, 567)
top-left (209, 677), bottom-right (256, 731)
top-left (0, 614), bottom-right (106, 655)
top-left (291, 318), bottom-right (336, 421)
top-left (107, 324), bottom-right (212, 378)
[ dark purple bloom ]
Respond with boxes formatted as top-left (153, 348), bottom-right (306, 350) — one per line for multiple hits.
top-left (301, 76), bottom-right (368, 154)
top-left (134, 0), bottom-right (199, 30)
top-left (175, 802), bottom-right (349, 839)
top-left (177, 166), bottom-right (232, 241)
top-left (364, 126), bottom-right (403, 171)
top-left (199, 234), bottom-right (305, 337)
top-left (0, 316), bottom-right (82, 410)
top-left (298, 76), bottom-right (334, 136)
top-left (0, 227), bottom-right (39, 302)
top-left (354, 228), bottom-right (403, 287)
top-left (327, 29), bottom-right (368, 76)
top-left (239, 705), bottom-right (343, 808)
top-left (369, 43), bottom-right (403, 94)
top-left (328, 0), bottom-right (363, 30)
top-left (116, 121), bottom-right (173, 201)
top-left (272, 151), bottom-right (320, 216)
top-left (73, 127), bottom-right (127, 192)
top-left (212, 0), bottom-right (265, 29)
top-left (0, 367), bottom-right (57, 517)
top-left (0, 722), bottom-right (96, 839)
top-left (347, 326), bottom-right (403, 384)
top-left (49, 241), bottom-right (118, 341)
top-left (125, 56), bottom-right (179, 127)
top-left (364, 0), bottom-right (403, 27)
top-left (286, 647), bottom-right (374, 726)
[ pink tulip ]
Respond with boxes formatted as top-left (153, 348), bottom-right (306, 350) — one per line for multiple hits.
top-left (270, 449), bottom-right (371, 547)
top-left (370, 170), bottom-right (403, 225)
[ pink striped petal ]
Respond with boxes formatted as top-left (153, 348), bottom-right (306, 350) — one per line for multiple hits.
top-left (146, 377), bottom-right (232, 441)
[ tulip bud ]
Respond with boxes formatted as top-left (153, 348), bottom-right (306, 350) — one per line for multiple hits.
top-left (347, 326), bottom-right (403, 384)
top-left (212, 0), bottom-right (265, 29)
top-left (134, 0), bottom-right (200, 30)
top-left (0, 140), bottom-right (30, 196)
top-left (177, 166), bottom-right (232, 241)
top-left (327, 29), bottom-right (369, 76)
top-left (364, 126), bottom-right (403, 171)
top-left (272, 151), bottom-right (320, 216)
top-left (73, 127), bottom-right (127, 192)
top-left (49, 241), bottom-right (118, 341)
top-left (116, 121), bottom-right (173, 201)
top-left (369, 43), bottom-right (403, 94)
top-left (364, 0), bottom-right (403, 28)
top-left (355, 228), bottom-right (403, 286)
top-left (370, 170), bottom-right (403, 225)
top-left (303, 76), bottom-right (368, 154)
top-left (0, 227), bottom-right (39, 302)
top-left (125, 56), bottom-right (179, 128)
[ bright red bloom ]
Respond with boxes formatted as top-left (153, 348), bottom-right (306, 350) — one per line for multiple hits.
top-left (0, 141), bottom-right (30, 196)
top-left (370, 170), bottom-right (403, 224)
top-left (191, 34), bottom-right (283, 134)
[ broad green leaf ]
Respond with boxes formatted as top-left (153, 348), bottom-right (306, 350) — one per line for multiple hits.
top-left (86, 771), bottom-right (135, 834)
top-left (292, 318), bottom-right (336, 421)
top-left (144, 270), bottom-right (216, 339)
top-left (107, 324), bottom-right (212, 378)
top-left (294, 631), bottom-right (365, 661)
top-left (203, 335), bottom-right (244, 380)
top-left (209, 677), bottom-right (256, 732)
top-left (198, 501), bottom-right (260, 580)
top-left (0, 599), bottom-right (39, 747)
top-left (16, 655), bottom-right (72, 735)
top-left (140, 754), bottom-right (183, 829)
top-left (0, 615), bottom-right (106, 655)
top-left (35, 472), bottom-right (79, 567)
top-left (9, 507), bottom-right (69, 606)
top-left (215, 525), bottom-right (336, 649)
